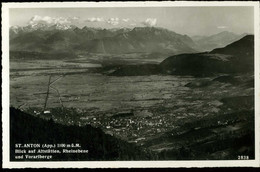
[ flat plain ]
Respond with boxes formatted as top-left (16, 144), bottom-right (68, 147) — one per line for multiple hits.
top-left (10, 53), bottom-right (254, 160)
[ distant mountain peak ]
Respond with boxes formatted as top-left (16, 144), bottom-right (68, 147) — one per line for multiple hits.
top-left (132, 26), bottom-right (162, 31)
top-left (10, 23), bottom-right (76, 32)
top-left (10, 25), bottom-right (22, 34)
top-left (218, 30), bottom-right (234, 34)
top-left (50, 23), bottom-right (76, 30)
top-left (10, 24), bottom-right (198, 54)
top-left (213, 31), bottom-right (237, 37)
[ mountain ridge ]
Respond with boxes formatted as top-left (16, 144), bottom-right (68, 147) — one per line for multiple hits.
top-left (191, 31), bottom-right (248, 52)
top-left (10, 25), bottom-right (198, 55)
top-left (160, 35), bottom-right (254, 76)
top-left (109, 35), bottom-right (254, 76)
top-left (10, 24), bottom-right (252, 57)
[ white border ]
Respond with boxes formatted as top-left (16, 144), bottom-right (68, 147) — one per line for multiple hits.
top-left (2, 1), bottom-right (260, 168)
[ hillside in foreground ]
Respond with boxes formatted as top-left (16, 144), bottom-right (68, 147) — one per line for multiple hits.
top-left (10, 107), bottom-right (154, 161)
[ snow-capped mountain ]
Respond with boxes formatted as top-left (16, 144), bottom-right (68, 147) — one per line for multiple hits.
top-left (10, 23), bottom-right (76, 33)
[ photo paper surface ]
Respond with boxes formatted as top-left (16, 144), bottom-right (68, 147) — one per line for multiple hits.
top-left (2, 1), bottom-right (260, 168)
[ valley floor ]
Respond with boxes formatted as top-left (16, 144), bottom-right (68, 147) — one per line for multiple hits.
top-left (9, 56), bottom-right (255, 160)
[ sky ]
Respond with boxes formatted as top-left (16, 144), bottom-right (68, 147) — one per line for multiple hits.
top-left (9, 6), bottom-right (254, 36)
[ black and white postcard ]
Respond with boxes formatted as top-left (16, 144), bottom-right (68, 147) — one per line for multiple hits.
top-left (2, 1), bottom-right (260, 168)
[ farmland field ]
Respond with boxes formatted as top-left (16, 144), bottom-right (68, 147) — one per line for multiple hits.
top-left (10, 54), bottom-right (255, 160)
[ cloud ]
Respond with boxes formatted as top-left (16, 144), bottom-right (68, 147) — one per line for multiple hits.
top-left (218, 26), bottom-right (227, 29)
top-left (142, 18), bottom-right (157, 27)
top-left (107, 18), bottom-right (119, 25)
top-left (28, 15), bottom-right (79, 26)
top-left (86, 17), bottom-right (104, 22)
top-left (122, 18), bottom-right (130, 22)
top-left (130, 23), bottom-right (137, 26)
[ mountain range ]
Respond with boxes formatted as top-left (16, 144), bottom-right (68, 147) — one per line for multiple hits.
top-left (10, 23), bottom-right (252, 68)
top-left (10, 24), bottom-right (198, 55)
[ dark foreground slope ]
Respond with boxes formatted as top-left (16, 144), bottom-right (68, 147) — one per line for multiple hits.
top-left (10, 107), bottom-right (154, 161)
top-left (109, 35), bottom-right (254, 77)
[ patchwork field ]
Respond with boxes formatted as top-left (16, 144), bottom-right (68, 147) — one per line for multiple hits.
top-left (10, 54), bottom-right (255, 160)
